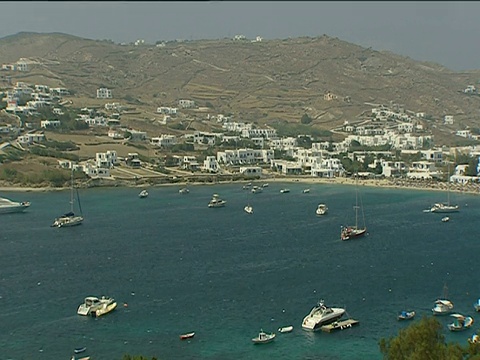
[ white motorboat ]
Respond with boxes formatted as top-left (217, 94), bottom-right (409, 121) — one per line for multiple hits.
top-left (0, 197), bottom-right (31, 214)
top-left (280, 188), bottom-right (290, 193)
top-left (303, 188), bottom-right (310, 193)
top-left (208, 194), bottom-right (226, 208)
top-left (262, 183), bottom-right (269, 188)
top-left (251, 186), bottom-right (263, 194)
top-left (302, 300), bottom-right (346, 331)
top-left (52, 169), bottom-right (83, 228)
top-left (474, 298), bottom-right (480, 312)
top-left (447, 314), bottom-right (474, 331)
top-left (244, 205), bottom-right (253, 214)
top-left (316, 204), bottom-right (328, 216)
top-left (179, 187), bottom-right (189, 194)
top-left (431, 203), bottom-right (459, 213)
top-left (77, 296), bottom-right (116, 316)
top-left (278, 325), bottom-right (293, 333)
top-left (441, 216), bottom-right (450, 222)
top-left (251, 330), bottom-right (275, 344)
top-left (138, 189), bottom-right (148, 198)
top-left (432, 299), bottom-right (454, 315)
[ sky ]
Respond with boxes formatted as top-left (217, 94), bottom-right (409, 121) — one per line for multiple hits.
top-left (1, 1), bottom-right (479, 71)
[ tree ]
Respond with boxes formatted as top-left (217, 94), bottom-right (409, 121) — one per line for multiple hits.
top-left (379, 316), bottom-right (471, 360)
top-left (466, 156), bottom-right (479, 176)
top-left (300, 113), bottom-right (312, 124)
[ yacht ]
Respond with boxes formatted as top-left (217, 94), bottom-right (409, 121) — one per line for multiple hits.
top-left (432, 299), bottom-right (454, 315)
top-left (251, 330), bottom-right (275, 344)
top-left (52, 212), bottom-right (84, 228)
top-left (77, 296), bottom-right (116, 316)
top-left (208, 194), bottom-right (226, 208)
top-left (315, 204), bottom-right (328, 216)
top-left (244, 205), bottom-right (253, 214)
top-left (302, 300), bottom-right (346, 331)
top-left (179, 187), bottom-right (190, 194)
top-left (431, 203), bottom-right (459, 213)
top-left (0, 197), bottom-right (31, 214)
top-left (138, 189), bottom-right (148, 198)
top-left (280, 188), bottom-right (290, 193)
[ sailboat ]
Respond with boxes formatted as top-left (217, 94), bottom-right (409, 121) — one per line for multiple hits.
top-left (432, 284), bottom-right (454, 315)
top-left (51, 168), bottom-right (84, 228)
top-left (430, 163), bottom-right (459, 213)
top-left (341, 174), bottom-right (367, 241)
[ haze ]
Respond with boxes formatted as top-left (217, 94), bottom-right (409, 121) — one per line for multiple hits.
top-left (0, 1), bottom-right (478, 71)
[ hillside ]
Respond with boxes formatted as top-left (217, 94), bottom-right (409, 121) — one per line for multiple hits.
top-left (1, 32), bottom-right (480, 134)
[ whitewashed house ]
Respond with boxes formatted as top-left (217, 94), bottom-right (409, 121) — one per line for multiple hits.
top-left (444, 115), bottom-right (454, 125)
top-left (96, 150), bottom-right (118, 168)
top-left (178, 99), bottom-right (195, 108)
top-left (150, 135), bottom-right (177, 148)
top-left (203, 156), bottom-right (219, 173)
top-left (41, 120), bottom-right (61, 128)
top-left (97, 88), bottom-right (112, 99)
top-left (17, 132), bottom-right (45, 145)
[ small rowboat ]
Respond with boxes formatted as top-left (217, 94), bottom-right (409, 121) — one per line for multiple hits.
top-left (398, 311), bottom-right (415, 320)
top-left (180, 332), bottom-right (195, 340)
top-left (278, 325), bottom-right (293, 333)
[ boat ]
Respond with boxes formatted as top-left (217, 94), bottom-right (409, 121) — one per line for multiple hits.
top-left (430, 164), bottom-right (459, 213)
top-left (242, 182), bottom-right (252, 190)
top-left (441, 216), bottom-right (450, 222)
top-left (77, 296), bottom-right (116, 316)
top-left (301, 299), bottom-right (346, 331)
top-left (341, 174), bottom-right (367, 241)
top-left (433, 299), bottom-right (454, 315)
top-left (469, 334), bottom-right (480, 344)
top-left (93, 299), bottom-right (117, 317)
top-left (251, 330), bottom-right (275, 344)
top-left (179, 187), bottom-right (190, 194)
top-left (74, 347), bottom-right (87, 354)
top-left (51, 169), bottom-right (84, 228)
top-left (251, 185), bottom-right (263, 194)
top-left (138, 189), bottom-right (148, 198)
top-left (208, 194), bottom-right (226, 208)
top-left (447, 314), bottom-right (474, 331)
top-left (262, 183), bottom-right (269, 188)
top-left (316, 203), bottom-right (328, 216)
top-left (244, 205), bottom-right (253, 214)
top-left (474, 298), bottom-right (480, 312)
top-left (278, 325), bottom-right (293, 333)
top-left (398, 310), bottom-right (416, 320)
top-left (280, 188), bottom-right (290, 193)
top-left (71, 357), bottom-right (90, 360)
top-left (321, 318), bottom-right (360, 332)
top-left (0, 197), bottom-right (31, 214)
top-left (432, 284), bottom-right (454, 315)
top-left (303, 188), bottom-right (310, 193)
top-left (180, 332), bottom-right (195, 340)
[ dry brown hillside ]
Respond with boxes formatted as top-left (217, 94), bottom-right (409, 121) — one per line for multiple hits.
top-left (2, 32), bottom-right (480, 133)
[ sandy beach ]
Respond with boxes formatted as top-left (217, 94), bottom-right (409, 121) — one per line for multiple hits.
top-left (1, 175), bottom-right (479, 195)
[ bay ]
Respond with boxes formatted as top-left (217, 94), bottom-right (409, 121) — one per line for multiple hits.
top-left (0, 182), bottom-right (478, 359)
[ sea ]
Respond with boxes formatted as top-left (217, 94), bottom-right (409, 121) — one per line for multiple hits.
top-left (1, 181), bottom-right (479, 360)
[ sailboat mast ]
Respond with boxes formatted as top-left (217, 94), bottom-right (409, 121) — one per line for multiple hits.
top-left (70, 168), bottom-right (74, 213)
top-left (355, 173), bottom-right (358, 229)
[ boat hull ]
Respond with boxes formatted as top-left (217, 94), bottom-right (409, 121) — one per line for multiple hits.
top-left (180, 332), bottom-right (195, 340)
top-left (0, 200), bottom-right (30, 214)
top-left (341, 227), bottom-right (367, 241)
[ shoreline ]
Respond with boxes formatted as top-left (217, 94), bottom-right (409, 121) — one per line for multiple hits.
top-left (1, 176), bottom-right (479, 195)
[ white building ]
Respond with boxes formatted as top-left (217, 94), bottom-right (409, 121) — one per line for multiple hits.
top-left (157, 106), bottom-right (178, 115)
top-left (150, 135), bottom-right (177, 148)
top-left (217, 148), bottom-right (274, 165)
top-left (96, 150), bottom-right (118, 168)
top-left (97, 88), bottom-right (113, 99)
top-left (178, 99), bottom-right (195, 108)
top-left (203, 156), bottom-right (219, 173)
top-left (444, 115), bottom-right (454, 125)
top-left (40, 120), bottom-right (61, 128)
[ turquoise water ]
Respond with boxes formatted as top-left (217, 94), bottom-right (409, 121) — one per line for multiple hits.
top-left (1, 183), bottom-right (478, 359)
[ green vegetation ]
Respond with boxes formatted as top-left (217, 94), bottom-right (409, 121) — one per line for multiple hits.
top-left (122, 355), bottom-right (158, 360)
top-left (300, 113), bottom-right (312, 124)
top-left (29, 145), bottom-right (80, 162)
top-left (379, 316), bottom-right (480, 360)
